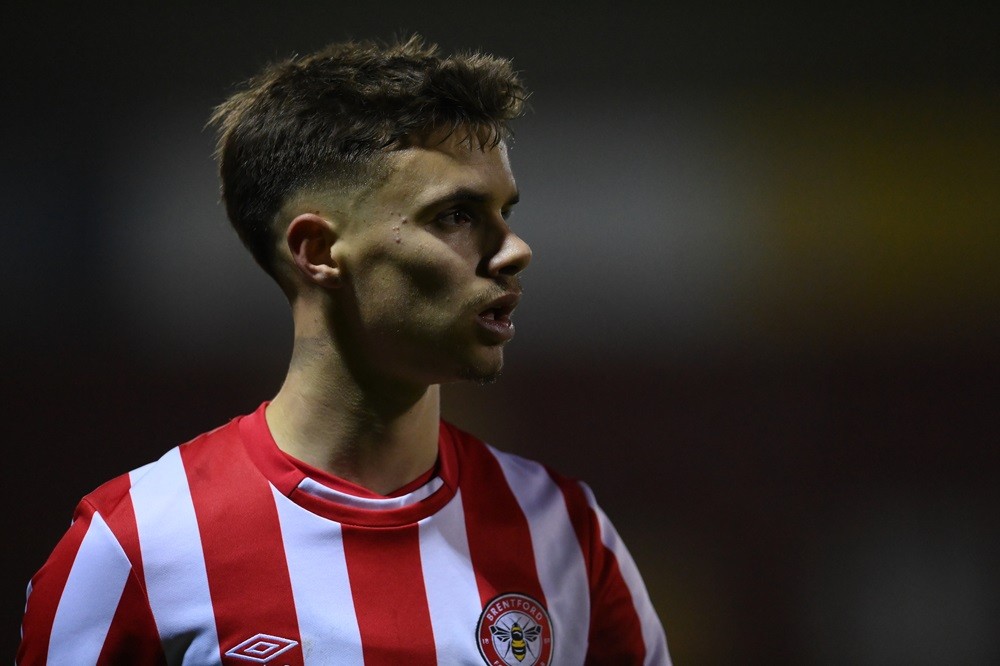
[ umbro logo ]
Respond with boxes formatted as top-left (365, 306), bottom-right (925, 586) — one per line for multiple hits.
top-left (225, 633), bottom-right (299, 663)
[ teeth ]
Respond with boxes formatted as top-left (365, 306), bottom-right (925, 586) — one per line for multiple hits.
top-left (482, 310), bottom-right (496, 320)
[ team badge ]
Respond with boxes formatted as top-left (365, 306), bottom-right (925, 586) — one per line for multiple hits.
top-left (476, 592), bottom-right (553, 666)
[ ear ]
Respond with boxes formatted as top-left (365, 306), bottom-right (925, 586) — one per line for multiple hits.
top-left (285, 213), bottom-right (341, 288)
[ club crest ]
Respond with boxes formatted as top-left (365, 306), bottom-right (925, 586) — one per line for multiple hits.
top-left (476, 592), bottom-right (553, 666)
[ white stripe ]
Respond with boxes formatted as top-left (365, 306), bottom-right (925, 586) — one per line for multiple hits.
top-left (491, 447), bottom-right (591, 666)
top-left (47, 513), bottom-right (130, 665)
top-left (417, 491), bottom-right (484, 665)
top-left (271, 487), bottom-right (364, 665)
top-left (128, 461), bottom-right (157, 486)
top-left (296, 476), bottom-right (443, 510)
top-left (582, 484), bottom-right (671, 666)
top-left (130, 447), bottom-right (222, 665)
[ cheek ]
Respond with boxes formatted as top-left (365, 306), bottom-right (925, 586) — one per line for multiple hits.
top-left (401, 254), bottom-right (466, 299)
top-left (388, 237), bottom-right (473, 297)
top-left (355, 244), bottom-right (470, 321)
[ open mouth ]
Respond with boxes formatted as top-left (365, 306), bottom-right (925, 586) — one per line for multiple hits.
top-left (479, 306), bottom-right (512, 322)
top-left (476, 295), bottom-right (519, 339)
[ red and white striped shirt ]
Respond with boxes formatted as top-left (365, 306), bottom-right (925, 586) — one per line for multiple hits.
top-left (19, 404), bottom-right (670, 665)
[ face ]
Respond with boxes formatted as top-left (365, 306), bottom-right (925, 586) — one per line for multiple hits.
top-left (330, 131), bottom-right (531, 387)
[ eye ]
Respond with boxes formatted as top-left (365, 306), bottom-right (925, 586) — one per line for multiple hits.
top-left (436, 208), bottom-right (475, 228)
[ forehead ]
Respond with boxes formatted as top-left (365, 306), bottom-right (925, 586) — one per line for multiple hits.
top-left (372, 132), bottom-right (517, 211)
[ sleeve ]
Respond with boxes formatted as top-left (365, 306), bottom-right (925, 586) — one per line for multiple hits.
top-left (17, 500), bottom-right (166, 666)
top-left (578, 483), bottom-right (671, 666)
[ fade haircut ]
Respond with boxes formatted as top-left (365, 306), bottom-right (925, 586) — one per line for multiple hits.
top-left (208, 35), bottom-right (528, 278)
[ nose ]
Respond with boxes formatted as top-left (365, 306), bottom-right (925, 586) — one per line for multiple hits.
top-left (487, 226), bottom-right (532, 277)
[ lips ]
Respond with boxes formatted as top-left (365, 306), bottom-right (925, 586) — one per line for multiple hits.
top-left (476, 293), bottom-right (519, 341)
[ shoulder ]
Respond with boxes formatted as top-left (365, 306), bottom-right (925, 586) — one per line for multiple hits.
top-left (444, 420), bottom-right (596, 519)
top-left (80, 415), bottom-right (247, 526)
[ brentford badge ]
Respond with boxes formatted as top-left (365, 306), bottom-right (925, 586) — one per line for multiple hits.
top-left (476, 592), bottom-right (554, 666)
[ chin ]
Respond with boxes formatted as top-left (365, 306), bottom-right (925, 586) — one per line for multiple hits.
top-left (456, 349), bottom-right (505, 385)
top-left (461, 367), bottom-right (503, 385)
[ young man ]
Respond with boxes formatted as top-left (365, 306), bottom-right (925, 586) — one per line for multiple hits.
top-left (18, 37), bottom-right (670, 665)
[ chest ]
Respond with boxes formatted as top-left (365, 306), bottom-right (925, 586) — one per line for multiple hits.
top-left (147, 496), bottom-right (591, 665)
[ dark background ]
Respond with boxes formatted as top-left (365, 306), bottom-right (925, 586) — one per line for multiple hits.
top-left (3, 1), bottom-right (998, 663)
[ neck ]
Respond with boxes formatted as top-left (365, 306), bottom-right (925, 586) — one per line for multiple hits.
top-left (266, 316), bottom-right (441, 495)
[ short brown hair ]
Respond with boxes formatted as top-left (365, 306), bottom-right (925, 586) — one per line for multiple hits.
top-left (208, 35), bottom-right (528, 277)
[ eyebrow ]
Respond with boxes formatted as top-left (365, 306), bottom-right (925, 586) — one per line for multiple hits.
top-left (419, 187), bottom-right (520, 211)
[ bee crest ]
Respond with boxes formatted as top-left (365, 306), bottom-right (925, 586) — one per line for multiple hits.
top-left (476, 592), bottom-right (554, 666)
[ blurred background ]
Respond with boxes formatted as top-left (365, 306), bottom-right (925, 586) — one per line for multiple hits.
top-left (3, 1), bottom-right (997, 662)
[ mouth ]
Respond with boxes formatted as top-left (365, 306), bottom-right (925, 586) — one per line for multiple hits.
top-left (476, 294), bottom-right (519, 341)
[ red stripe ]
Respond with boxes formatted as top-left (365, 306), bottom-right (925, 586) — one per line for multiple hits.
top-left (181, 435), bottom-right (303, 665)
top-left (342, 525), bottom-right (436, 665)
top-left (96, 572), bottom-right (167, 665)
top-left (83, 472), bottom-right (132, 508)
top-left (17, 502), bottom-right (93, 665)
top-left (457, 441), bottom-right (547, 606)
top-left (551, 475), bottom-right (646, 664)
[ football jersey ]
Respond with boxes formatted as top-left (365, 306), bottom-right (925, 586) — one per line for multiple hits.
top-left (18, 403), bottom-right (670, 665)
